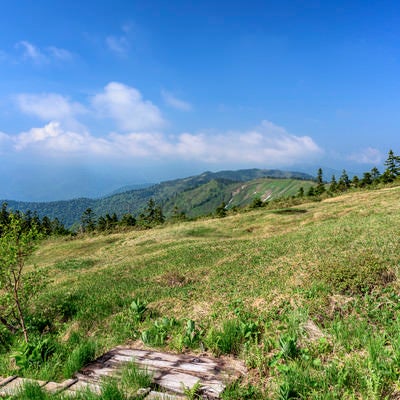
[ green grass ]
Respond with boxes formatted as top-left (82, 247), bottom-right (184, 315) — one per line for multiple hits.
top-left (1, 185), bottom-right (400, 398)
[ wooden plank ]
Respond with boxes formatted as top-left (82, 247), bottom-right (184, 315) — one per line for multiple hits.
top-left (43, 378), bottom-right (78, 393)
top-left (0, 376), bottom-right (17, 388)
top-left (77, 346), bottom-right (246, 399)
top-left (67, 379), bottom-right (102, 394)
top-left (0, 378), bottom-right (47, 397)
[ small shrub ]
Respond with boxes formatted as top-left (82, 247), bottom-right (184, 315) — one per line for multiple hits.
top-left (182, 319), bottom-right (203, 349)
top-left (278, 334), bottom-right (299, 360)
top-left (130, 298), bottom-right (148, 322)
top-left (12, 337), bottom-right (56, 371)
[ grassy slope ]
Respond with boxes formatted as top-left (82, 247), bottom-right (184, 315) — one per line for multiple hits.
top-left (3, 186), bottom-right (400, 398)
top-left (228, 178), bottom-right (314, 206)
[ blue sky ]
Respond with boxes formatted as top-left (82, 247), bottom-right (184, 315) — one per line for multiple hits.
top-left (0, 0), bottom-right (399, 200)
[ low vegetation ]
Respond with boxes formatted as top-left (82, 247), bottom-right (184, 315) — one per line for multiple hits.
top-left (1, 152), bottom-right (400, 398)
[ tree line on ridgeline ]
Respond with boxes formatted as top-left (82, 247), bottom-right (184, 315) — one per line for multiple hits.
top-left (303, 149), bottom-right (400, 197)
top-left (0, 203), bottom-right (69, 238)
top-left (79, 197), bottom-right (167, 233)
top-left (1, 149), bottom-right (399, 237)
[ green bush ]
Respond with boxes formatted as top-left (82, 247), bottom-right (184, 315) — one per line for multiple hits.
top-left (12, 337), bottom-right (56, 371)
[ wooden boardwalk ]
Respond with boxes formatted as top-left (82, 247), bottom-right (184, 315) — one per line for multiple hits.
top-left (0, 347), bottom-right (246, 398)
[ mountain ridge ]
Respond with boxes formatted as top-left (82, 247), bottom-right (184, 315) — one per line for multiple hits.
top-left (2, 168), bottom-right (315, 227)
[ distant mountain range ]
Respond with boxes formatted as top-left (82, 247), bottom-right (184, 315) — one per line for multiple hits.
top-left (2, 168), bottom-right (315, 227)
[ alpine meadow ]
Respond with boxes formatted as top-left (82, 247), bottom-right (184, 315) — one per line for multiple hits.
top-left (0, 157), bottom-right (400, 398)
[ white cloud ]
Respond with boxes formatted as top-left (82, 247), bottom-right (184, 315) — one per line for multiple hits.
top-left (16, 41), bottom-right (47, 64)
top-left (15, 41), bottom-right (73, 64)
top-left (161, 90), bottom-right (192, 111)
top-left (348, 147), bottom-right (382, 164)
top-left (106, 35), bottom-right (129, 55)
top-left (4, 117), bottom-right (321, 168)
top-left (16, 93), bottom-right (86, 121)
top-left (171, 120), bottom-right (322, 164)
top-left (92, 82), bottom-right (165, 131)
top-left (47, 46), bottom-right (73, 61)
top-left (8, 83), bottom-right (322, 167)
top-left (12, 122), bottom-right (110, 156)
top-left (106, 24), bottom-right (134, 55)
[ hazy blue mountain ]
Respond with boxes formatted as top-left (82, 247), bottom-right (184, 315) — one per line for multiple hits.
top-left (1, 168), bottom-right (315, 227)
top-left (104, 183), bottom-right (155, 197)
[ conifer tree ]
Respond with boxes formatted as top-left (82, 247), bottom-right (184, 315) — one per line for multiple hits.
top-left (384, 149), bottom-right (400, 180)
top-left (329, 175), bottom-right (338, 193)
top-left (338, 170), bottom-right (351, 191)
top-left (370, 167), bottom-right (380, 182)
top-left (315, 168), bottom-right (326, 195)
top-left (361, 172), bottom-right (372, 187)
top-left (81, 208), bottom-right (96, 232)
top-left (216, 201), bottom-right (227, 217)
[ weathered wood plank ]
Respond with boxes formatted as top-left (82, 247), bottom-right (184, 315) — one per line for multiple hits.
top-left (0, 376), bottom-right (17, 388)
top-left (67, 379), bottom-right (102, 394)
top-left (78, 346), bottom-right (245, 398)
top-left (0, 378), bottom-right (47, 397)
top-left (43, 378), bottom-right (78, 393)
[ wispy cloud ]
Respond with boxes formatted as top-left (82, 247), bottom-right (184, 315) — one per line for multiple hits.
top-left (92, 82), bottom-right (165, 131)
top-left (16, 41), bottom-right (47, 64)
top-left (161, 90), bottom-right (192, 111)
top-left (47, 46), bottom-right (73, 61)
top-left (348, 147), bottom-right (383, 164)
top-left (15, 41), bottom-right (73, 64)
top-left (105, 23), bottom-right (134, 56)
top-left (106, 35), bottom-right (129, 55)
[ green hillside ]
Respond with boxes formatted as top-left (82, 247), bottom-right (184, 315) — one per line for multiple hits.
top-left (2, 169), bottom-right (315, 227)
top-left (227, 178), bottom-right (314, 207)
top-left (1, 185), bottom-right (399, 398)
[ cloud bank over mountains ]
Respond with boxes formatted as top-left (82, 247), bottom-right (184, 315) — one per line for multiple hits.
top-left (2, 82), bottom-right (323, 168)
